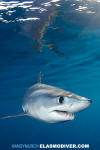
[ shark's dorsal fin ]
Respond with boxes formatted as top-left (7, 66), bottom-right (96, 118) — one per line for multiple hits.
top-left (38, 71), bottom-right (42, 83)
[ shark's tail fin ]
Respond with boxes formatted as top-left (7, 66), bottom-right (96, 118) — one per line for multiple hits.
top-left (0, 113), bottom-right (26, 119)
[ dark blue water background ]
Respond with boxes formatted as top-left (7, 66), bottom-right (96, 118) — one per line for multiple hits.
top-left (0, 0), bottom-right (99, 149)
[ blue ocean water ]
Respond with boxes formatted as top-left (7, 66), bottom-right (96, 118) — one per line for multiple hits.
top-left (0, 0), bottom-right (99, 149)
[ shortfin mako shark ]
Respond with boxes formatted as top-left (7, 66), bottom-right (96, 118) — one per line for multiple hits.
top-left (0, 72), bottom-right (92, 123)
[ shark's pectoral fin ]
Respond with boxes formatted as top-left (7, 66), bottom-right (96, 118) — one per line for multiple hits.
top-left (0, 112), bottom-right (26, 119)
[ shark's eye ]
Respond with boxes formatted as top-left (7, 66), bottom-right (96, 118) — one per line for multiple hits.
top-left (59, 96), bottom-right (64, 104)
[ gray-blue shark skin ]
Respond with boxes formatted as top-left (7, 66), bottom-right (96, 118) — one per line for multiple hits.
top-left (22, 82), bottom-right (92, 123)
top-left (0, 79), bottom-right (92, 123)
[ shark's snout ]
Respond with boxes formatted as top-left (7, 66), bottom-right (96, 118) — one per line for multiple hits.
top-left (66, 97), bottom-right (92, 114)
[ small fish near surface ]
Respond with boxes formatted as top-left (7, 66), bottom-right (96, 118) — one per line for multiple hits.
top-left (0, 72), bottom-right (92, 124)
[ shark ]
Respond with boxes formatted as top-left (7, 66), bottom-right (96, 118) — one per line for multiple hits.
top-left (0, 72), bottom-right (92, 123)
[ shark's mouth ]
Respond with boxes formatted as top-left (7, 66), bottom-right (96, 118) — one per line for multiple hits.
top-left (54, 110), bottom-right (75, 120)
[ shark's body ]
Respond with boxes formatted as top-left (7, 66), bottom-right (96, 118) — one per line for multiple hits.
top-left (22, 80), bottom-right (91, 123)
top-left (0, 73), bottom-right (92, 123)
